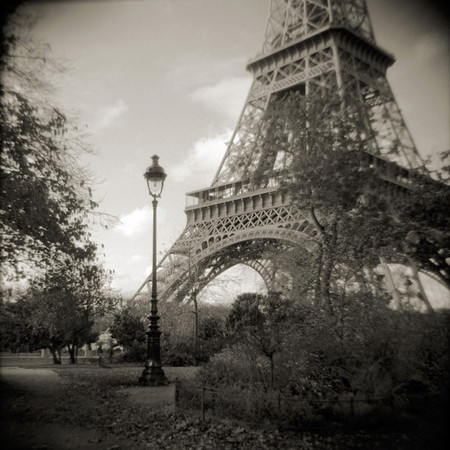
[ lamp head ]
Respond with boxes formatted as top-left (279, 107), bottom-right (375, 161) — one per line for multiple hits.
top-left (144, 155), bottom-right (167, 198)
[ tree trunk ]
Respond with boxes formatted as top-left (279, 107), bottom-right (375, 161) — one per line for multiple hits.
top-left (309, 206), bottom-right (337, 311)
top-left (67, 344), bottom-right (77, 364)
top-left (313, 244), bottom-right (324, 307)
top-left (49, 347), bottom-right (61, 364)
top-left (269, 354), bottom-right (274, 390)
top-left (320, 221), bottom-right (338, 311)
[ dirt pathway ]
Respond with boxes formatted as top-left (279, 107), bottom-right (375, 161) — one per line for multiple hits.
top-left (0, 366), bottom-right (126, 449)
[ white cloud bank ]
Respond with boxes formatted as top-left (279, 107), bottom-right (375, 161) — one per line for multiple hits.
top-left (171, 131), bottom-right (231, 188)
top-left (115, 205), bottom-right (152, 237)
top-left (190, 76), bottom-right (251, 120)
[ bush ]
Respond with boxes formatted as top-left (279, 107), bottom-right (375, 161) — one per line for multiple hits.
top-left (199, 345), bottom-right (271, 388)
top-left (123, 339), bottom-right (146, 362)
top-left (163, 342), bottom-right (197, 366)
top-left (176, 344), bottom-right (322, 424)
top-left (176, 306), bottom-right (450, 427)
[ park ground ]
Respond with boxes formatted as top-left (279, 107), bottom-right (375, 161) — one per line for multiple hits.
top-left (0, 359), bottom-right (448, 449)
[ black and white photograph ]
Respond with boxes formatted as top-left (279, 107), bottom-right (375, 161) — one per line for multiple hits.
top-left (1, 0), bottom-right (449, 448)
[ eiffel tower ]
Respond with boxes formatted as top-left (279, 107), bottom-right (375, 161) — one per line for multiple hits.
top-left (133, 0), bottom-right (431, 305)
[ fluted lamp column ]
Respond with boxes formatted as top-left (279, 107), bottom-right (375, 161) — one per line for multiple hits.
top-left (139, 155), bottom-right (169, 386)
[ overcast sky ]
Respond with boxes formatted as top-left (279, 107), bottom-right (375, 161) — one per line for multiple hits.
top-left (21, 0), bottom-right (449, 300)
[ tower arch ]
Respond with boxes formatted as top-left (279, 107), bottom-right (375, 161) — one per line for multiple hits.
top-left (158, 234), bottom-right (313, 304)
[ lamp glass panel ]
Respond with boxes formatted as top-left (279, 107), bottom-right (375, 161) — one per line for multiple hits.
top-left (148, 178), bottom-right (163, 196)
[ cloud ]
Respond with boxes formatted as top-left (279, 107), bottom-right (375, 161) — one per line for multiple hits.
top-left (94, 99), bottom-right (128, 131)
top-left (171, 131), bottom-right (231, 187)
top-left (115, 205), bottom-right (152, 237)
top-left (190, 76), bottom-right (251, 120)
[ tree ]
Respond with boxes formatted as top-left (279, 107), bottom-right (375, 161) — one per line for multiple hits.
top-left (242, 91), bottom-right (449, 309)
top-left (1, 6), bottom-right (103, 280)
top-left (110, 302), bottom-right (147, 355)
top-left (226, 292), bottom-right (295, 389)
top-left (19, 254), bottom-right (116, 364)
top-left (390, 151), bottom-right (450, 289)
top-left (0, 296), bottom-right (37, 353)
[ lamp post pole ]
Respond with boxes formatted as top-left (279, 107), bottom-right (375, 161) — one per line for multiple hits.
top-left (139, 155), bottom-right (169, 386)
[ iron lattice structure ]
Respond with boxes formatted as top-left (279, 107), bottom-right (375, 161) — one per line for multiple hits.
top-left (133, 0), bottom-right (429, 304)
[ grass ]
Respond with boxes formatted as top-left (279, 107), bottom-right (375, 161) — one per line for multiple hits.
top-left (51, 363), bottom-right (199, 387)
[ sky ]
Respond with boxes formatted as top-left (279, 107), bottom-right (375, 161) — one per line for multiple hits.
top-left (19, 0), bottom-right (450, 301)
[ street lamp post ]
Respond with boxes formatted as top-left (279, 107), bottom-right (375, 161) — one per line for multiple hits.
top-left (139, 155), bottom-right (169, 386)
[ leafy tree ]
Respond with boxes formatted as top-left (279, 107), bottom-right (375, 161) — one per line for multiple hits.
top-left (226, 292), bottom-right (295, 388)
top-left (283, 301), bottom-right (449, 408)
top-left (110, 303), bottom-right (147, 354)
top-left (390, 152), bottom-right (450, 289)
top-left (1, 6), bottom-right (103, 280)
top-left (0, 296), bottom-right (36, 352)
top-left (198, 315), bottom-right (225, 349)
top-left (244, 91), bottom-right (449, 309)
top-left (15, 255), bottom-right (116, 364)
top-left (193, 88), bottom-right (449, 418)
top-left (160, 301), bottom-right (227, 364)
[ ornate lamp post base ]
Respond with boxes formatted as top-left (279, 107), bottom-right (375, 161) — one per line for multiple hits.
top-left (139, 365), bottom-right (169, 386)
top-left (139, 326), bottom-right (169, 386)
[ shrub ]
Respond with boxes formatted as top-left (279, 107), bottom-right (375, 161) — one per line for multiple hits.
top-left (123, 339), bottom-right (146, 362)
top-left (177, 306), bottom-right (450, 426)
top-left (163, 342), bottom-right (197, 366)
top-left (199, 345), bottom-right (271, 389)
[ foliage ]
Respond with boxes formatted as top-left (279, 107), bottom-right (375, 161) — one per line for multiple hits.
top-left (390, 152), bottom-right (450, 289)
top-left (110, 304), bottom-right (147, 351)
top-left (109, 299), bottom-right (147, 362)
top-left (1, 256), bottom-right (116, 363)
top-left (215, 90), bottom-right (450, 426)
top-left (199, 345), bottom-right (271, 389)
top-left (160, 301), bottom-right (227, 365)
top-left (0, 7), bottom-right (105, 280)
top-left (195, 314), bottom-right (227, 362)
top-left (240, 90), bottom-right (449, 308)
top-left (250, 93), bottom-right (385, 307)
top-left (0, 296), bottom-right (37, 352)
top-left (291, 306), bottom-right (449, 414)
top-left (208, 89), bottom-right (450, 418)
top-left (0, 8), bottom-right (119, 365)
top-left (194, 287), bottom-right (449, 425)
top-left (226, 292), bottom-right (296, 387)
top-left (109, 298), bottom-right (228, 364)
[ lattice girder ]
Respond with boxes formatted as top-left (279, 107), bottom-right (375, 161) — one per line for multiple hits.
top-left (263, 0), bottom-right (374, 54)
top-left (162, 241), bottom-right (291, 305)
top-left (150, 184), bottom-right (318, 301)
top-left (213, 2), bottom-right (423, 185)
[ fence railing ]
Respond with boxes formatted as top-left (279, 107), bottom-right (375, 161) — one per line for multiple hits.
top-left (176, 381), bottom-right (407, 424)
